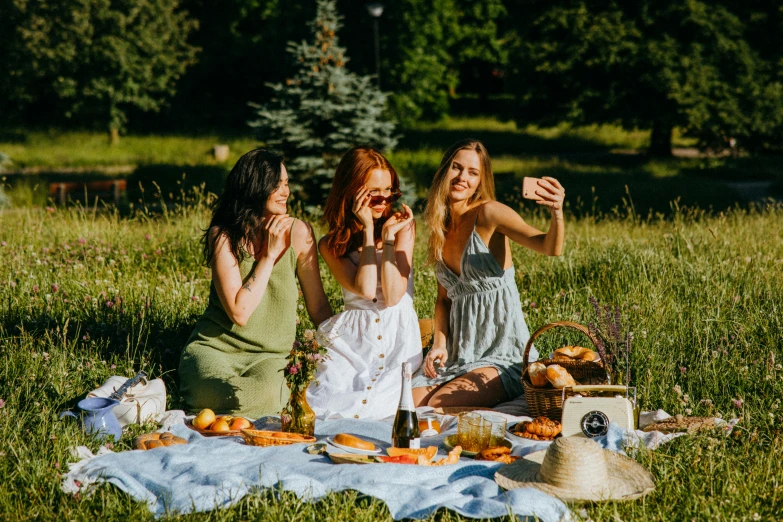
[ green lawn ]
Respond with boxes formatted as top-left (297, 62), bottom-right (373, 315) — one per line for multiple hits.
top-left (3, 118), bottom-right (780, 214)
top-left (1, 199), bottom-right (781, 520)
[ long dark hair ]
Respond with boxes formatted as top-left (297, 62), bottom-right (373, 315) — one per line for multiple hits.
top-left (202, 148), bottom-right (284, 266)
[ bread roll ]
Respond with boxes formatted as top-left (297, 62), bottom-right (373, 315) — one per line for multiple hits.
top-left (528, 362), bottom-right (548, 387)
top-left (553, 346), bottom-right (601, 362)
top-left (545, 364), bottom-right (577, 388)
top-left (135, 432), bottom-right (188, 450)
top-left (334, 433), bottom-right (376, 451)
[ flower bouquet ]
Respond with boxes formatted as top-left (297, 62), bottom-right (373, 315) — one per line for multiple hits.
top-left (587, 297), bottom-right (633, 386)
top-left (280, 329), bottom-right (328, 436)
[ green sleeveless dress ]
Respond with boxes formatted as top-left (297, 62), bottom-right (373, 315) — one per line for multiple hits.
top-left (179, 241), bottom-right (298, 419)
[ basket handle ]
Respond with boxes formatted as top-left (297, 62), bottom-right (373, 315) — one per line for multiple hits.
top-left (522, 320), bottom-right (602, 370)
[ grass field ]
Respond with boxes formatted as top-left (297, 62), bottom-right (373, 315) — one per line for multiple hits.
top-left (3, 119), bottom-right (781, 215)
top-left (1, 193), bottom-right (781, 520)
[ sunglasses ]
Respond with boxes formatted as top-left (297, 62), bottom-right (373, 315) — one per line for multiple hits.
top-left (368, 190), bottom-right (402, 206)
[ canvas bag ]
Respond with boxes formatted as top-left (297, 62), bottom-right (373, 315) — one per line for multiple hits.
top-left (87, 376), bottom-right (166, 427)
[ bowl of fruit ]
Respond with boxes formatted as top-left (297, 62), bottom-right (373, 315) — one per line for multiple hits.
top-left (186, 408), bottom-right (253, 436)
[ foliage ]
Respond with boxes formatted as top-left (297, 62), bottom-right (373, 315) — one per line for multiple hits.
top-left (505, 1), bottom-right (783, 155)
top-left (1, 199), bottom-right (782, 519)
top-left (383, 0), bottom-right (459, 125)
top-left (3, 0), bottom-right (199, 138)
top-left (282, 330), bottom-right (328, 393)
top-left (248, 0), bottom-right (397, 205)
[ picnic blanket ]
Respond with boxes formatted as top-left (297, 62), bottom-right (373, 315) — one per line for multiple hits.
top-left (61, 408), bottom-right (720, 520)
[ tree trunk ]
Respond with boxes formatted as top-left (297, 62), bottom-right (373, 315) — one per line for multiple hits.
top-left (649, 120), bottom-right (673, 156)
top-left (109, 127), bottom-right (120, 146)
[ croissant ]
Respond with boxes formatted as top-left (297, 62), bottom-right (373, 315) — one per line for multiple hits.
top-left (528, 362), bottom-right (549, 387)
top-left (545, 364), bottom-right (577, 388)
top-left (135, 432), bottom-right (188, 450)
top-left (553, 345), bottom-right (601, 362)
top-left (525, 417), bottom-right (562, 438)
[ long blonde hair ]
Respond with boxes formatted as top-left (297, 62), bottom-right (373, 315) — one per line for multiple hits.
top-left (424, 139), bottom-right (496, 264)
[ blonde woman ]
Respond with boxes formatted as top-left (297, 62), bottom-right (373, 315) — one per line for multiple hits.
top-left (411, 139), bottom-right (565, 408)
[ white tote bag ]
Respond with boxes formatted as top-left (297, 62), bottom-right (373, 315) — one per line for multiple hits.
top-left (88, 375), bottom-right (167, 427)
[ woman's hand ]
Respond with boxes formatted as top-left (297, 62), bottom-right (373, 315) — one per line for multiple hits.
top-left (260, 214), bottom-right (294, 260)
top-left (352, 188), bottom-right (374, 230)
top-left (534, 177), bottom-right (565, 213)
top-left (423, 345), bottom-right (448, 378)
top-left (381, 203), bottom-right (414, 243)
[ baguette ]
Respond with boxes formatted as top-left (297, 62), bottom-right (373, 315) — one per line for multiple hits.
top-left (334, 433), bottom-right (376, 451)
top-left (545, 364), bottom-right (577, 388)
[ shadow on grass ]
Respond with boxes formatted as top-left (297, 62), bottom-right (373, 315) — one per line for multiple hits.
top-left (0, 310), bottom-right (198, 409)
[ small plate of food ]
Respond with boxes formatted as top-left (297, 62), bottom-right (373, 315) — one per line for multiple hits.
top-left (507, 417), bottom-right (562, 442)
top-left (442, 434), bottom-right (512, 458)
top-left (326, 433), bottom-right (383, 455)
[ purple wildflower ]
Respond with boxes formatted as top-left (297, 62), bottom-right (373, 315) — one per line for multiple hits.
top-left (32, 285), bottom-right (39, 293)
top-left (732, 399), bottom-right (744, 409)
top-left (77, 238), bottom-right (86, 245)
top-left (105, 301), bottom-right (114, 308)
top-left (51, 283), bottom-right (59, 293)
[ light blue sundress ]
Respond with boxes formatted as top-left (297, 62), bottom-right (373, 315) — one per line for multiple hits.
top-left (412, 224), bottom-right (537, 398)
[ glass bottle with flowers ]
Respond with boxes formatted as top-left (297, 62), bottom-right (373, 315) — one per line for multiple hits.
top-left (280, 329), bottom-right (328, 436)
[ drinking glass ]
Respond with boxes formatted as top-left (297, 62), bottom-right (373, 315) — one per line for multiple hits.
top-left (457, 412), bottom-right (479, 448)
top-left (482, 414), bottom-right (507, 447)
top-left (464, 414), bottom-right (491, 452)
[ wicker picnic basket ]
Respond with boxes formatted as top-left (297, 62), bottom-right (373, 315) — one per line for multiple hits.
top-left (240, 428), bottom-right (316, 447)
top-left (522, 321), bottom-right (608, 419)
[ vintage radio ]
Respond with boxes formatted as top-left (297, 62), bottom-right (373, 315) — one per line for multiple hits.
top-left (560, 385), bottom-right (638, 438)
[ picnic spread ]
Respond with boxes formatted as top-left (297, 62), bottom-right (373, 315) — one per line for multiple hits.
top-left (60, 320), bottom-right (737, 521)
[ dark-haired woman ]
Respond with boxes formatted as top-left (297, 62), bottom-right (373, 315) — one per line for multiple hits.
top-left (306, 147), bottom-right (422, 420)
top-left (179, 149), bottom-right (332, 419)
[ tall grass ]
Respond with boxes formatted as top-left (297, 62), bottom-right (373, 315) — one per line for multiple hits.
top-left (1, 197), bottom-right (781, 521)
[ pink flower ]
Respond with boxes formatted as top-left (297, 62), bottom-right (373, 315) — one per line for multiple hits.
top-left (288, 365), bottom-right (299, 375)
top-left (190, 296), bottom-right (198, 301)
top-left (307, 353), bottom-right (323, 364)
top-left (679, 367), bottom-right (687, 375)
top-left (0, 241), bottom-right (6, 247)
top-left (77, 238), bottom-right (86, 245)
top-left (0, 399), bottom-right (5, 409)
top-left (155, 249), bottom-right (162, 256)
top-left (733, 398), bottom-right (744, 409)
top-left (105, 301), bottom-right (114, 308)
top-left (530, 302), bottom-right (537, 309)
top-left (46, 206), bottom-right (55, 213)
top-left (51, 283), bottom-right (59, 293)
top-left (9, 281), bottom-right (16, 288)
top-left (142, 253), bottom-right (147, 259)
top-left (110, 364), bottom-right (116, 369)
top-left (733, 295), bottom-right (741, 303)
top-left (32, 285), bottom-right (39, 293)
top-left (145, 234), bottom-right (151, 241)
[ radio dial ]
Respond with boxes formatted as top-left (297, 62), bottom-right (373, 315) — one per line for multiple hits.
top-left (580, 411), bottom-right (610, 437)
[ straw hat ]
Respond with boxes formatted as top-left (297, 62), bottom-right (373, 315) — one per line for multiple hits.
top-left (495, 437), bottom-right (654, 502)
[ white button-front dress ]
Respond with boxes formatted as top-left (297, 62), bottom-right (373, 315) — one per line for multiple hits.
top-left (307, 250), bottom-right (423, 420)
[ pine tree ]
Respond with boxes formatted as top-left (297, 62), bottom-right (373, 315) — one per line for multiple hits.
top-left (248, 0), bottom-right (397, 204)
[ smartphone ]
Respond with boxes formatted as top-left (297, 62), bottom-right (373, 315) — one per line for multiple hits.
top-left (522, 177), bottom-right (545, 201)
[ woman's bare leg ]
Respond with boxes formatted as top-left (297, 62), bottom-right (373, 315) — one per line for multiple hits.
top-left (412, 384), bottom-right (441, 407)
top-left (425, 367), bottom-right (509, 408)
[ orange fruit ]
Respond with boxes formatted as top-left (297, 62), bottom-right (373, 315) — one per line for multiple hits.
top-left (210, 418), bottom-right (231, 433)
top-left (192, 408), bottom-right (216, 430)
top-left (229, 417), bottom-right (252, 431)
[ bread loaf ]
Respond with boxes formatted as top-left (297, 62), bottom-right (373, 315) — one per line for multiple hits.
top-left (553, 346), bottom-right (601, 362)
top-left (334, 433), bottom-right (376, 451)
top-left (545, 364), bottom-right (577, 388)
top-left (528, 362), bottom-right (548, 387)
top-left (135, 432), bottom-right (188, 450)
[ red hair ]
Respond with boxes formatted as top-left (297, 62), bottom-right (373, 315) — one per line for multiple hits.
top-left (323, 147), bottom-right (400, 258)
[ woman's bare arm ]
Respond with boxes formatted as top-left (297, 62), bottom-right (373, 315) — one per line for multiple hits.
top-left (292, 221), bottom-right (333, 326)
top-left (211, 215), bottom-right (293, 327)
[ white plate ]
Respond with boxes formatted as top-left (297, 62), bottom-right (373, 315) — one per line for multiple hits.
top-left (326, 436), bottom-right (382, 455)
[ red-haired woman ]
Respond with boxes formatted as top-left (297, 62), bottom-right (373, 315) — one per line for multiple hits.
top-left (307, 146), bottom-right (422, 420)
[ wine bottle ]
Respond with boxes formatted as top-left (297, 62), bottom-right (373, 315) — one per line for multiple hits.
top-left (392, 362), bottom-right (420, 448)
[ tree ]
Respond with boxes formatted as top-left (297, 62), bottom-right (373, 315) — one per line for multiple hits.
top-left (451, 0), bottom-right (507, 98)
top-left (382, 0), bottom-right (459, 124)
top-left (5, 0), bottom-right (198, 143)
top-left (505, 1), bottom-right (783, 155)
top-left (248, 0), bottom-right (397, 205)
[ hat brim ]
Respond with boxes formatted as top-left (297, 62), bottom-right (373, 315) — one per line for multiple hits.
top-left (495, 447), bottom-right (655, 503)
